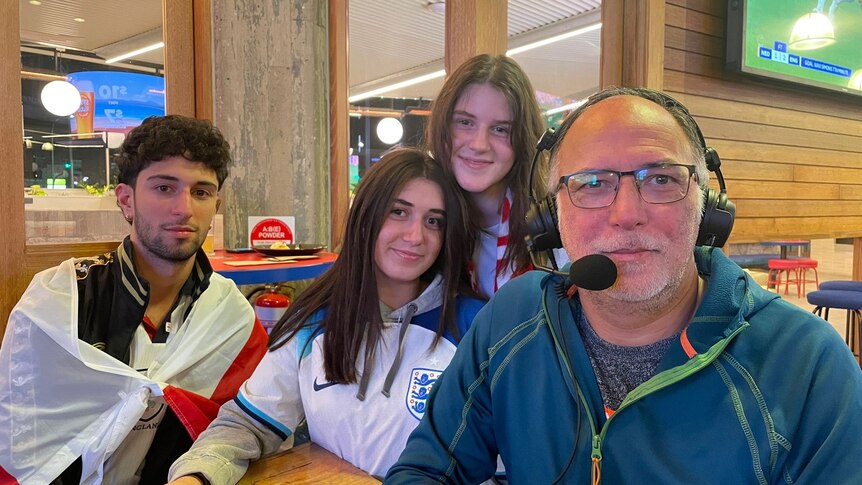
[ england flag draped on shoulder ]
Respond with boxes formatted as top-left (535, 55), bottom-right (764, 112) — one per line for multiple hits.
top-left (0, 258), bottom-right (267, 485)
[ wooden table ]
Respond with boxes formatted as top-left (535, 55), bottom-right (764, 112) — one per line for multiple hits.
top-left (239, 443), bottom-right (381, 484)
top-left (209, 250), bottom-right (338, 285)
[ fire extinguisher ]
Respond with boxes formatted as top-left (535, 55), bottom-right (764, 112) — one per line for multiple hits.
top-left (254, 284), bottom-right (290, 334)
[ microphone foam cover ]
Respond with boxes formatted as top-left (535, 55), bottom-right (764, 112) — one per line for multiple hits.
top-left (569, 254), bottom-right (617, 291)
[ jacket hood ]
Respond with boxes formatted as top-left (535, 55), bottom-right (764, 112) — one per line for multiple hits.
top-left (684, 246), bottom-right (780, 352)
top-left (383, 274), bottom-right (444, 324)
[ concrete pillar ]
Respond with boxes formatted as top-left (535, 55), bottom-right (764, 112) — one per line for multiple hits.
top-left (212, 0), bottom-right (330, 248)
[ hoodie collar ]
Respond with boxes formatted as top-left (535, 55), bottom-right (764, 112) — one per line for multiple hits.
top-left (682, 246), bottom-right (779, 353)
top-left (381, 274), bottom-right (444, 324)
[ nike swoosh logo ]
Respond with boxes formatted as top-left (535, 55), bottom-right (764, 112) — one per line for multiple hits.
top-left (313, 377), bottom-right (339, 392)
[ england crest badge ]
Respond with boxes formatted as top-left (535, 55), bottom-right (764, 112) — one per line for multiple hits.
top-left (406, 367), bottom-right (441, 420)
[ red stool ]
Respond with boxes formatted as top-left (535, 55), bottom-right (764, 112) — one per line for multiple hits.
top-left (795, 258), bottom-right (819, 295)
top-left (767, 259), bottom-right (803, 297)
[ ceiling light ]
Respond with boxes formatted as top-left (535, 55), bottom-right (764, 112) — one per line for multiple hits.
top-left (104, 41), bottom-right (165, 64)
top-left (348, 69), bottom-right (446, 103)
top-left (29, 0), bottom-right (42, 5)
top-left (73, 18), bottom-right (85, 23)
top-left (349, 15), bottom-right (600, 102)
top-left (506, 22), bottom-right (602, 56)
top-left (789, 12), bottom-right (835, 50)
top-left (40, 80), bottom-right (82, 116)
top-left (426, 1), bottom-right (445, 14)
top-left (376, 118), bottom-right (404, 145)
top-left (36, 41), bottom-right (72, 51)
top-left (95, 27), bottom-right (163, 64)
top-left (42, 142), bottom-right (54, 152)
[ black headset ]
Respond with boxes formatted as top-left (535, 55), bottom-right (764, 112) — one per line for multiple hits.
top-left (525, 91), bottom-right (736, 258)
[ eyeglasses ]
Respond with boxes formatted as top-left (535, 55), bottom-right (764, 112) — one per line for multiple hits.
top-left (555, 164), bottom-right (697, 209)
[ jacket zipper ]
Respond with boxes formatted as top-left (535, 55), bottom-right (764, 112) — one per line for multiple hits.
top-left (586, 322), bottom-right (748, 484)
top-left (591, 434), bottom-right (602, 485)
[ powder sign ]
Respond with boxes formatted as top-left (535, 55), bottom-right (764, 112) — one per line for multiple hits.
top-left (249, 216), bottom-right (295, 247)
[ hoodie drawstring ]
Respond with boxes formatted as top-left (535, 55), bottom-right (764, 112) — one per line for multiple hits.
top-left (381, 303), bottom-right (418, 397)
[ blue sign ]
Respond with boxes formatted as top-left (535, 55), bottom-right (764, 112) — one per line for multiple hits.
top-left (800, 58), bottom-right (852, 78)
top-left (67, 71), bottom-right (166, 133)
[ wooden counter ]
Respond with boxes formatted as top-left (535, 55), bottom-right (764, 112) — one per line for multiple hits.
top-left (239, 443), bottom-right (381, 484)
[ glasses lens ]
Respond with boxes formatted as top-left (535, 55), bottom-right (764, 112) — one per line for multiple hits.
top-left (636, 165), bottom-right (692, 204)
top-left (565, 171), bottom-right (619, 208)
top-left (560, 165), bottom-right (694, 208)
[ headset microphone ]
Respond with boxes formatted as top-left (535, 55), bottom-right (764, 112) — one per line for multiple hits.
top-left (569, 254), bottom-right (617, 291)
top-left (530, 251), bottom-right (618, 292)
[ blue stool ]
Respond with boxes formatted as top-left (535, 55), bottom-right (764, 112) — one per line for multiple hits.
top-left (818, 281), bottom-right (862, 292)
top-left (807, 290), bottom-right (862, 366)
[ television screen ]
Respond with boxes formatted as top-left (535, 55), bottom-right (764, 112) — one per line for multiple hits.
top-left (727, 0), bottom-right (862, 97)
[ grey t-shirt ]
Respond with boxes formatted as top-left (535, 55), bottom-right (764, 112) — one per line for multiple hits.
top-left (576, 308), bottom-right (679, 411)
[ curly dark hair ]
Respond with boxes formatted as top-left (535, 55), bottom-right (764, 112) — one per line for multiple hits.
top-left (117, 115), bottom-right (232, 188)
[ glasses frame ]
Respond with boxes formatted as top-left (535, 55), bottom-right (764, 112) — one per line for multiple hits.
top-left (554, 163), bottom-right (698, 209)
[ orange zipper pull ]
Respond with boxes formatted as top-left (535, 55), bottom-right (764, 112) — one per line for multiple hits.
top-left (591, 435), bottom-right (602, 484)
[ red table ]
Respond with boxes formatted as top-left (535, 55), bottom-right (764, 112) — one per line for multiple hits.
top-left (208, 250), bottom-right (337, 285)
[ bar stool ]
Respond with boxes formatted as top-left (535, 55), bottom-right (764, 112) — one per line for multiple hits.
top-left (794, 258), bottom-right (819, 295)
top-left (766, 259), bottom-right (802, 297)
top-left (819, 280), bottom-right (862, 292)
top-left (807, 290), bottom-right (862, 367)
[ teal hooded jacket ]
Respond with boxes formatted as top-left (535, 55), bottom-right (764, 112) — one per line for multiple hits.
top-left (386, 247), bottom-right (862, 484)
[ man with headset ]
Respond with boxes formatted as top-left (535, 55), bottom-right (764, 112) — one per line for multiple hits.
top-left (386, 87), bottom-right (862, 484)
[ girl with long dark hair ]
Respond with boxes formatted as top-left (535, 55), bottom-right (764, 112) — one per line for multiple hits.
top-left (167, 147), bottom-right (483, 483)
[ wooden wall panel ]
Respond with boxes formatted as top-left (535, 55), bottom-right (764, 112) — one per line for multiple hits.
top-left (444, 0), bottom-right (507, 74)
top-left (0, 1), bottom-right (25, 335)
top-left (717, 160), bottom-right (794, 182)
top-left (729, 181), bottom-right (839, 200)
top-left (674, 94), bottom-right (859, 136)
top-left (664, 0), bottom-right (862, 249)
top-left (666, 3), bottom-right (724, 36)
top-left (697, 118), bottom-right (860, 152)
top-left (329, 0), bottom-right (349, 250)
top-left (733, 217), bottom-right (862, 241)
top-left (664, 70), bottom-right (862, 121)
top-left (193, 0), bottom-right (214, 121)
top-left (163, 0), bottom-right (196, 116)
top-left (711, 140), bottom-right (861, 168)
top-left (665, 26), bottom-right (723, 58)
top-left (602, 0), bottom-right (665, 89)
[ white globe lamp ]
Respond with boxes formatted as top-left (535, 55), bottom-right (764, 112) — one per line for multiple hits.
top-left (40, 80), bottom-right (82, 116)
top-left (376, 117), bottom-right (403, 145)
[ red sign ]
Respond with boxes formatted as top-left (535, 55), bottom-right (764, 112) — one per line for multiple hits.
top-left (250, 218), bottom-right (294, 246)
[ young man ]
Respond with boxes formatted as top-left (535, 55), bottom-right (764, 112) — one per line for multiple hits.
top-left (386, 88), bottom-right (862, 484)
top-left (0, 115), bottom-right (267, 484)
